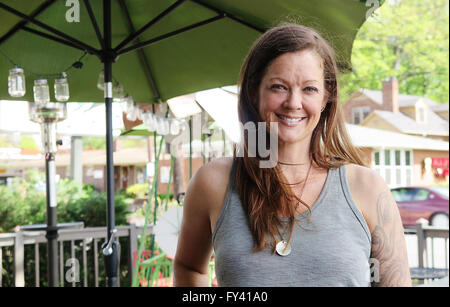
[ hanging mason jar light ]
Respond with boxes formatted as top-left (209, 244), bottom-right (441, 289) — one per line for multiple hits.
top-left (156, 116), bottom-right (166, 135)
top-left (54, 73), bottom-right (70, 102)
top-left (112, 83), bottom-right (125, 102)
top-left (125, 95), bottom-right (134, 114)
top-left (163, 118), bottom-right (170, 135)
top-left (143, 112), bottom-right (156, 132)
top-left (126, 106), bottom-right (138, 122)
top-left (8, 67), bottom-right (26, 97)
top-left (97, 70), bottom-right (105, 90)
top-left (33, 79), bottom-right (50, 106)
top-left (170, 118), bottom-right (181, 135)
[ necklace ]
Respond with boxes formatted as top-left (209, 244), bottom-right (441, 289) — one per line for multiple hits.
top-left (276, 160), bottom-right (313, 256)
top-left (278, 161), bottom-right (308, 166)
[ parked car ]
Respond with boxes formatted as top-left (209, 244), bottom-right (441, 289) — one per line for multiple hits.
top-left (391, 186), bottom-right (449, 227)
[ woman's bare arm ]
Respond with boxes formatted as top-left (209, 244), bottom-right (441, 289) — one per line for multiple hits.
top-left (346, 164), bottom-right (411, 287)
top-left (369, 186), bottom-right (412, 287)
top-left (173, 158), bottom-right (231, 286)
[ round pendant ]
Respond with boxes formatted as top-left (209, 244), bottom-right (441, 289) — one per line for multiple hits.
top-left (276, 240), bottom-right (291, 256)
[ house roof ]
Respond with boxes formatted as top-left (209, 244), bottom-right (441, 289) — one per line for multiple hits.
top-left (346, 124), bottom-right (449, 151)
top-left (357, 89), bottom-right (441, 108)
top-left (365, 110), bottom-right (449, 136)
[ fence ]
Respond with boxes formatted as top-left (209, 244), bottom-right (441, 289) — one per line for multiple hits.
top-left (0, 224), bottom-right (152, 287)
top-left (409, 220), bottom-right (449, 285)
top-left (0, 223), bottom-right (448, 287)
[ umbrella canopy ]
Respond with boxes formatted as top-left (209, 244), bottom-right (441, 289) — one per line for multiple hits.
top-left (1, 0), bottom-right (380, 103)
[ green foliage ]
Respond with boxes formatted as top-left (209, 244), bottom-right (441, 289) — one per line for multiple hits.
top-left (120, 137), bottom-right (147, 148)
top-left (82, 136), bottom-right (106, 150)
top-left (19, 135), bottom-right (38, 149)
top-left (0, 170), bottom-right (130, 232)
top-left (339, 0), bottom-right (449, 104)
top-left (126, 183), bottom-right (149, 199)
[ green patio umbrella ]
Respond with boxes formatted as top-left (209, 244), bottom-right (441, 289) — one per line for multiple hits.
top-left (0, 0), bottom-right (384, 287)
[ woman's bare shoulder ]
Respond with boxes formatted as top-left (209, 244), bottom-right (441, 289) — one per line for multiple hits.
top-left (185, 157), bottom-right (234, 209)
top-left (345, 163), bottom-right (392, 231)
top-left (346, 163), bottom-right (388, 192)
top-left (191, 157), bottom-right (234, 189)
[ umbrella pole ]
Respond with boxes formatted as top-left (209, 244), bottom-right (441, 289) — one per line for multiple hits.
top-left (101, 0), bottom-right (119, 287)
top-left (44, 152), bottom-right (58, 287)
top-left (189, 117), bottom-right (193, 179)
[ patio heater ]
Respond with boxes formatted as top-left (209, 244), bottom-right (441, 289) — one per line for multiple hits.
top-left (28, 78), bottom-right (67, 287)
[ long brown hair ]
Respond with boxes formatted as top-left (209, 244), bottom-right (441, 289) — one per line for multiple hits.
top-left (234, 23), bottom-right (366, 252)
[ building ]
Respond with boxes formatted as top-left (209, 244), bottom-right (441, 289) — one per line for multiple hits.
top-left (343, 78), bottom-right (449, 186)
top-left (343, 78), bottom-right (449, 141)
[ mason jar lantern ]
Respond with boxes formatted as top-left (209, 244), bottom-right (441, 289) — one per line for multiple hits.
top-left (54, 75), bottom-right (70, 102)
top-left (8, 67), bottom-right (26, 97)
top-left (33, 79), bottom-right (50, 106)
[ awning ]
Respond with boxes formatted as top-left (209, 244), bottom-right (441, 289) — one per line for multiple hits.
top-left (432, 158), bottom-right (449, 168)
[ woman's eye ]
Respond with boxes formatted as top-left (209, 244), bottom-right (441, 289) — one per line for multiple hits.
top-left (305, 87), bottom-right (318, 93)
top-left (271, 84), bottom-right (287, 91)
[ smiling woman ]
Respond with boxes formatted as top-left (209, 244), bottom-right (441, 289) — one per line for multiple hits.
top-left (174, 23), bottom-right (411, 287)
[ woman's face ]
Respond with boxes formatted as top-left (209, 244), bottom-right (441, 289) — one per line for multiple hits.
top-left (258, 49), bottom-right (328, 145)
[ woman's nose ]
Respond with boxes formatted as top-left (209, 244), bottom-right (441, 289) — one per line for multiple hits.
top-left (283, 89), bottom-right (303, 110)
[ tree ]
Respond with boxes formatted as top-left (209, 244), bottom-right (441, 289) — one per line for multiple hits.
top-left (339, 0), bottom-right (449, 104)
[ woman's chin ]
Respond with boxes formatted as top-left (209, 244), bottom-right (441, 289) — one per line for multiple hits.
top-left (277, 132), bottom-right (307, 145)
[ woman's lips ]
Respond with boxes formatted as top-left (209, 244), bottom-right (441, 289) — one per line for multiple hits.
top-left (275, 113), bottom-right (307, 127)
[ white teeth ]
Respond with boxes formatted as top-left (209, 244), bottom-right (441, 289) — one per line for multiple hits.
top-left (277, 114), bottom-right (304, 122)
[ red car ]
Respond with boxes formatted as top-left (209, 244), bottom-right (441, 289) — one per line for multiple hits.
top-left (391, 186), bottom-right (449, 227)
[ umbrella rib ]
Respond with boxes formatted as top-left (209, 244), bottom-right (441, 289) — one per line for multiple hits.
top-left (0, 2), bottom-right (100, 56)
top-left (189, 0), bottom-right (265, 33)
top-left (117, 0), bottom-right (161, 101)
top-left (117, 14), bottom-right (225, 56)
top-left (83, 0), bottom-right (105, 50)
top-left (114, 0), bottom-right (186, 53)
top-left (22, 26), bottom-right (89, 54)
top-left (0, 0), bottom-right (56, 47)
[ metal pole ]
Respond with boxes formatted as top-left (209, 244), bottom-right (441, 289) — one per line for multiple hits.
top-left (45, 152), bottom-right (58, 287)
top-left (102, 0), bottom-right (119, 287)
top-left (189, 117), bottom-right (193, 179)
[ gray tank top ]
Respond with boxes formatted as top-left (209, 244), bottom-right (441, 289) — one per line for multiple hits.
top-left (212, 160), bottom-right (372, 287)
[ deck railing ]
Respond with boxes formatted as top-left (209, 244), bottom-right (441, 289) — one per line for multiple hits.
top-left (0, 224), bottom-right (152, 287)
top-left (409, 220), bottom-right (449, 284)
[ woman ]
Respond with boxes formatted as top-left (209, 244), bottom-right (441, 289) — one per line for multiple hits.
top-left (174, 23), bottom-right (411, 287)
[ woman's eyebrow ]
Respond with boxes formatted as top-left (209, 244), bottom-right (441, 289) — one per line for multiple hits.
top-left (269, 77), bottom-right (319, 84)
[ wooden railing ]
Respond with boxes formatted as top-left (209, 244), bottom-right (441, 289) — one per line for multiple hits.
top-left (0, 224), bottom-right (152, 287)
top-left (410, 220), bottom-right (449, 284)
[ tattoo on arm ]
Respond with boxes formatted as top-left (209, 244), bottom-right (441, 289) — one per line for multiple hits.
top-left (370, 192), bottom-right (411, 287)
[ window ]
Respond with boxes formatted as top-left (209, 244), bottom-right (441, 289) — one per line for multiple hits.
top-left (417, 106), bottom-right (427, 123)
top-left (385, 169), bottom-right (391, 185)
top-left (414, 189), bottom-right (430, 201)
top-left (406, 169), bottom-right (412, 186)
top-left (352, 107), bottom-right (372, 125)
top-left (353, 108), bottom-right (361, 124)
top-left (405, 151), bottom-right (411, 166)
top-left (396, 169), bottom-right (402, 185)
top-left (372, 149), bottom-right (413, 188)
top-left (392, 188), bottom-right (415, 202)
top-left (362, 107), bottom-right (371, 120)
top-left (395, 150), bottom-right (401, 166)
top-left (385, 150), bottom-right (391, 165)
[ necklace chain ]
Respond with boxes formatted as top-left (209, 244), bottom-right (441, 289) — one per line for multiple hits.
top-left (277, 161), bottom-right (312, 256)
